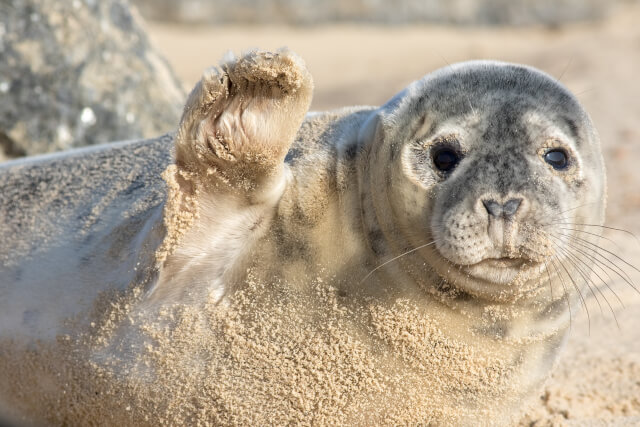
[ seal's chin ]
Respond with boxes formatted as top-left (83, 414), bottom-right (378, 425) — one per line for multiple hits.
top-left (480, 257), bottom-right (526, 268)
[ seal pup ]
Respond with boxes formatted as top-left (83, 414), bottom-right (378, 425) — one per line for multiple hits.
top-left (0, 49), bottom-right (610, 425)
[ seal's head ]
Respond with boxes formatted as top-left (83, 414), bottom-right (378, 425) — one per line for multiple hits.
top-left (362, 61), bottom-right (605, 301)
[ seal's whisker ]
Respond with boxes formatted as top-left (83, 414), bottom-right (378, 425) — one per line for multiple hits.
top-left (554, 232), bottom-right (640, 297)
top-left (542, 259), bottom-right (554, 300)
top-left (573, 87), bottom-right (596, 98)
top-left (360, 240), bottom-right (439, 284)
top-left (545, 202), bottom-right (599, 223)
top-left (559, 232), bottom-right (640, 282)
top-left (554, 239), bottom-right (621, 328)
top-left (438, 54), bottom-right (478, 120)
top-left (559, 239), bottom-right (625, 310)
top-left (549, 256), bottom-right (573, 329)
top-left (559, 245), bottom-right (605, 315)
top-left (547, 222), bottom-right (640, 244)
top-left (557, 235), bottom-right (620, 288)
top-left (548, 237), bottom-right (605, 318)
top-left (570, 252), bottom-right (620, 329)
top-left (551, 252), bottom-right (591, 334)
top-left (554, 227), bottom-right (623, 252)
top-left (555, 56), bottom-right (574, 84)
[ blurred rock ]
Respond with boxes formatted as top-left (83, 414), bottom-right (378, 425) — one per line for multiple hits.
top-left (0, 0), bottom-right (186, 160)
top-left (131, 0), bottom-right (632, 26)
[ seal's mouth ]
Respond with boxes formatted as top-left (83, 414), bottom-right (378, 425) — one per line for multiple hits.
top-left (460, 256), bottom-right (543, 286)
top-left (427, 249), bottom-right (548, 300)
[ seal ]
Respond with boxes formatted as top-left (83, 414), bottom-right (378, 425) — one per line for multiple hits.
top-left (0, 49), bottom-right (608, 426)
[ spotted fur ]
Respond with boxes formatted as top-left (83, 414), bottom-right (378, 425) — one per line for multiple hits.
top-left (0, 51), bottom-right (605, 425)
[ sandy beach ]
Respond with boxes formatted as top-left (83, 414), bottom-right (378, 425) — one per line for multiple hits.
top-left (145, 4), bottom-right (640, 425)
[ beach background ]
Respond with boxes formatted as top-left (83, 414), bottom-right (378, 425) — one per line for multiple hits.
top-left (2, 0), bottom-right (640, 424)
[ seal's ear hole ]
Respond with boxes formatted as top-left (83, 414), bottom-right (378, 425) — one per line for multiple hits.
top-left (544, 148), bottom-right (569, 170)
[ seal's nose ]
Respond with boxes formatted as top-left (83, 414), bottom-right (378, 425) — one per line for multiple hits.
top-left (482, 198), bottom-right (523, 220)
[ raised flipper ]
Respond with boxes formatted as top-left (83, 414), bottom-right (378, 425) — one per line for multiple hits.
top-left (150, 49), bottom-right (314, 304)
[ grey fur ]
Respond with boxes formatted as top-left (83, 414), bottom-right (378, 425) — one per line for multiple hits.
top-left (0, 53), bottom-right (606, 425)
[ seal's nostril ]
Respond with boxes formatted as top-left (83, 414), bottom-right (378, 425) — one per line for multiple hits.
top-left (503, 198), bottom-right (523, 218)
top-left (482, 200), bottom-right (502, 217)
top-left (482, 198), bottom-right (522, 218)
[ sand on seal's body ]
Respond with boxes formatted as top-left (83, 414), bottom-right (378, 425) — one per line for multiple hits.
top-left (0, 49), bottom-right (619, 426)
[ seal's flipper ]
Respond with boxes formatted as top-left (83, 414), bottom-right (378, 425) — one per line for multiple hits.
top-left (174, 49), bottom-right (314, 191)
top-left (150, 50), bottom-right (313, 305)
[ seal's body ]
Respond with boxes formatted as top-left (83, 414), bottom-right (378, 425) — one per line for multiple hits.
top-left (0, 51), bottom-right (605, 426)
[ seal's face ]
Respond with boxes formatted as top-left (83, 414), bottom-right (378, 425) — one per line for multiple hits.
top-left (371, 61), bottom-right (605, 300)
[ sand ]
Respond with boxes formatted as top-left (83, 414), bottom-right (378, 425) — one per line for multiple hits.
top-left (141, 4), bottom-right (640, 425)
top-left (2, 5), bottom-right (640, 425)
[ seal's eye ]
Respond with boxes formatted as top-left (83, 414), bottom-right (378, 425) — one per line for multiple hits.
top-left (432, 147), bottom-right (460, 173)
top-left (544, 149), bottom-right (568, 170)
